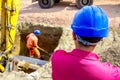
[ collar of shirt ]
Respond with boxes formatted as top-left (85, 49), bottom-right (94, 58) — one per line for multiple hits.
top-left (68, 49), bottom-right (99, 61)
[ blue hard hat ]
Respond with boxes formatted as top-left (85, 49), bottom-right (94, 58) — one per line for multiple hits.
top-left (34, 30), bottom-right (41, 37)
top-left (71, 5), bottom-right (109, 37)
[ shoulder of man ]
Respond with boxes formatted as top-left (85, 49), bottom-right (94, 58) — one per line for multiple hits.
top-left (52, 49), bottom-right (67, 56)
top-left (102, 62), bottom-right (120, 79)
top-left (27, 33), bottom-right (37, 39)
top-left (26, 33), bottom-right (33, 38)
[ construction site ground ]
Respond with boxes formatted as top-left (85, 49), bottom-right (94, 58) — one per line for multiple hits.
top-left (0, 0), bottom-right (120, 80)
top-left (19, 0), bottom-right (120, 27)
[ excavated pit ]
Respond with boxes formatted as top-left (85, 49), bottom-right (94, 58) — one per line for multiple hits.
top-left (9, 23), bottom-right (64, 73)
top-left (15, 23), bottom-right (63, 61)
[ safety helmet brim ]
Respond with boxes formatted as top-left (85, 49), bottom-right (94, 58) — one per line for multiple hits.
top-left (71, 25), bottom-right (109, 37)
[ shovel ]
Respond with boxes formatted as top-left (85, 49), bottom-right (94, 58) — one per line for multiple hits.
top-left (37, 47), bottom-right (51, 57)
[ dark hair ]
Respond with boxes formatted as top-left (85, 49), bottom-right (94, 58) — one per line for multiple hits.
top-left (77, 36), bottom-right (103, 46)
top-left (80, 37), bottom-right (103, 43)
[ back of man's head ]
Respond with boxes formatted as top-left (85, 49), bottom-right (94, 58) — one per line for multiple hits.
top-left (71, 5), bottom-right (109, 46)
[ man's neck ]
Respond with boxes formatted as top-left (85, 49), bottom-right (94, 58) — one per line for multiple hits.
top-left (76, 43), bottom-right (96, 52)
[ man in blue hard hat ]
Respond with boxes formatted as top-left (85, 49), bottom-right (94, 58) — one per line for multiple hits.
top-left (26, 30), bottom-right (41, 59)
top-left (51, 5), bottom-right (120, 80)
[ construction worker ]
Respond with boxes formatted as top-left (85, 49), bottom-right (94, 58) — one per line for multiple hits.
top-left (51, 5), bottom-right (120, 80)
top-left (26, 30), bottom-right (41, 59)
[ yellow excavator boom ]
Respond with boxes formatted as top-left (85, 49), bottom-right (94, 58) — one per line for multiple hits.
top-left (0, 0), bottom-right (20, 72)
top-left (1, 0), bottom-right (20, 54)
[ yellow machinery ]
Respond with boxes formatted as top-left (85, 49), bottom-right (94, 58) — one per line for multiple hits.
top-left (0, 0), bottom-right (20, 72)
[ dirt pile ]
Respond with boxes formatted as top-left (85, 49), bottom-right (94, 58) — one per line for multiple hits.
top-left (98, 27), bottom-right (120, 67)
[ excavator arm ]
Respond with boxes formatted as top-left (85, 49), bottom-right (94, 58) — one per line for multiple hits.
top-left (0, 0), bottom-right (20, 72)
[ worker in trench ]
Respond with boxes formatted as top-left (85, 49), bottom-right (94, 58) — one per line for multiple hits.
top-left (26, 30), bottom-right (43, 59)
top-left (51, 5), bottom-right (120, 80)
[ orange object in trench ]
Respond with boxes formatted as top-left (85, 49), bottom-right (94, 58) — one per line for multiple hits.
top-left (26, 33), bottom-right (40, 59)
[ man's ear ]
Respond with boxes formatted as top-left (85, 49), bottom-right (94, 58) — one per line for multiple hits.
top-left (72, 32), bottom-right (77, 40)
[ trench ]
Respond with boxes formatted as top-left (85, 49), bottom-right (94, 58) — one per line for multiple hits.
top-left (16, 23), bottom-right (63, 61)
top-left (10, 23), bottom-right (63, 73)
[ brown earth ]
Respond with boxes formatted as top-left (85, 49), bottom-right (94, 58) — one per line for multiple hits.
top-left (19, 0), bottom-right (120, 27)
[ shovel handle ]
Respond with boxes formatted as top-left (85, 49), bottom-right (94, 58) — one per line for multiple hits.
top-left (37, 47), bottom-right (51, 56)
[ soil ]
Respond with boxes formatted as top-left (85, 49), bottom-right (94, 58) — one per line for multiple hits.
top-left (19, 0), bottom-right (120, 27)
top-left (0, 0), bottom-right (120, 80)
